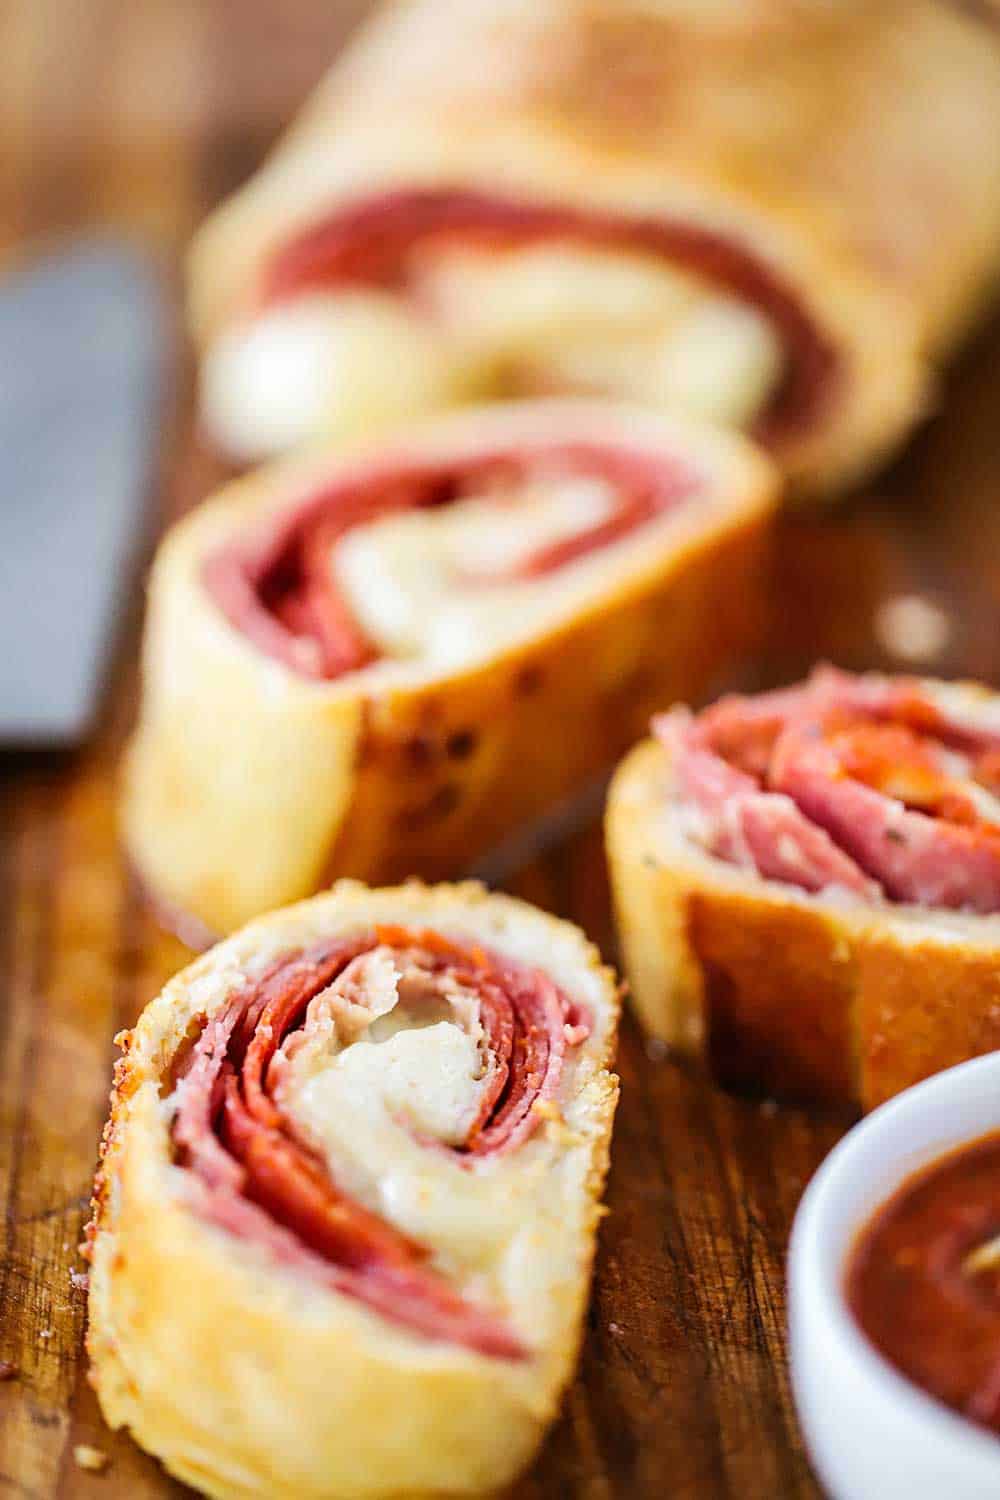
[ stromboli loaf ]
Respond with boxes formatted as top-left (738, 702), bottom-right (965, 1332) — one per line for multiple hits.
top-left (606, 667), bottom-right (1000, 1111)
top-left (190, 0), bottom-right (1000, 495)
top-left (123, 399), bottom-right (775, 937)
top-left (86, 880), bottom-right (620, 1500)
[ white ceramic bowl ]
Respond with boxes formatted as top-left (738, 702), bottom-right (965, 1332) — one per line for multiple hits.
top-left (789, 1052), bottom-right (1000, 1499)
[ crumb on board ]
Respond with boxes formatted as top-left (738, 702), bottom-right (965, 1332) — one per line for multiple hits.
top-left (70, 1269), bottom-right (90, 1293)
top-left (38, 1329), bottom-right (52, 1342)
top-left (874, 593), bottom-right (952, 663)
top-left (0, 1360), bottom-right (17, 1381)
top-left (73, 1445), bottom-right (109, 1473)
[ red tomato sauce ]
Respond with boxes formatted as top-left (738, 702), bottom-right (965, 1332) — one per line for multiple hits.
top-left (847, 1129), bottom-right (1000, 1433)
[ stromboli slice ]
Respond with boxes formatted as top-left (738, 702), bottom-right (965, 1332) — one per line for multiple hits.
top-left (606, 667), bottom-right (1000, 1111)
top-left (190, 0), bottom-right (1000, 494)
top-left (123, 399), bottom-right (776, 937)
top-left (86, 880), bottom-right (620, 1500)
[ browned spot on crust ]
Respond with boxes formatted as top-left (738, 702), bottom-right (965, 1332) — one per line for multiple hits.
top-left (351, 697), bottom-right (378, 770)
top-left (396, 784), bottom-right (462, 830)
top-left (402, 733), bottom-right (438, 769)
top-left (514, 664), bottom-right (544, 697)
top-left (85, 1036), bottom-right (143, 1254)
top-left (161, 1012), bottom-right (210, 1097)
top-left (445, 729), bottom-right (478, 761)
top-left (941, 0), bottom-right (1000, 34)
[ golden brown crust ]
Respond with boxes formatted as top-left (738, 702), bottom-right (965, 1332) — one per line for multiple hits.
top-left (86, 881), bottom-right (621, 1500)
top-left (122, 399), bottom-right (776, 936)
top-left (606, 737), bottom-right (1000, 1111)
top-left (326, 0), bottom-right (1000, 355)
top-left (323, 507), bottom-right (767, 886)
top-left (189, 0), bottom-right (1000, 495)
top-left (854, 938), bottom-right (1000, 1110)
top-left (685, 885), bottom-right (859, 1108)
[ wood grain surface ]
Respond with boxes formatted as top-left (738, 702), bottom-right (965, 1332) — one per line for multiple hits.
top-left (1, 3), bottom-right (999, 1496)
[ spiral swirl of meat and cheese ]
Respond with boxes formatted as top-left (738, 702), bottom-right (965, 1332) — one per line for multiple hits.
top-left (607, 667), bottom-right (1000, 1110)
top-left (190, 0), bottom-right (1000, 496)
top-left (86, 881), bottom-right (620, 1500)
top-left (123, 400), bottom-right (775, 937)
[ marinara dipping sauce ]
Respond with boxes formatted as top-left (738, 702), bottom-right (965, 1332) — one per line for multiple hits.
top-left (847, 1130), bottom-right (1000, 1434)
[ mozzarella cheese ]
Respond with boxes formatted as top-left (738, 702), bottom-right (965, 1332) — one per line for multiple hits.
top-left (199, 291), bottom-right (471, 461)
top-left (543, 295), bottom-right (783, 428)
top-left (928, 682), bottom-right (1000, 742)
top-left (960, 780), bottom-right (1000, 828)
top-left (412, 240), bottom-right (699, 353)
top-left (642, 295), bottom-right (785, 428)
top-left (297, 1022), bottom-right (489, 1148)
top-left (415, 241), bottom-right (783, 427)
top-left (332, 473), bottom-right (619, 664)
top-left (200, 243), bottom-right (785, 457)
top-left (270, 947), bottom-right (575, 1317)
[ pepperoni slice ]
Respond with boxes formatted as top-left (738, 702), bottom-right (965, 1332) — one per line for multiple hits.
top-left (658, 666), bottom-right (1000, 913)
top-left (204, 442), bottom-right (696, 681)
top-left (171, 928), bottom-right (590, 1357)
top-left (257, 187), bottom-right (839, 444)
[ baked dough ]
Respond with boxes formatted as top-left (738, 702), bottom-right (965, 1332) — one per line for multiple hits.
top-left (606, 667), bottom-right (1000, 1110)
top-left (122, 399), bottom-right (776, 936)
top-left (86, 880), bottom-right (620, 1499)
top-left (189, 0), bottom-right (1000, 495)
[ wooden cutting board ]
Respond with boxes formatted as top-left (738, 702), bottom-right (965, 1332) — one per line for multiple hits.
top-left (2, 3), bottom-right (1000, 1496)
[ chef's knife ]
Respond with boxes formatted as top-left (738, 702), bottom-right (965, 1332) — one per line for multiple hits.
top-left (0, 239), bottom-right (168, 746)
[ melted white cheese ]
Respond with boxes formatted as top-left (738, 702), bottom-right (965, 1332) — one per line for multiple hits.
top-left (413, 240), bottom-right (698, 353)
top-left (270, 948), bottom-right (564, 1304)
top-left (543, 295), bottom-right (782, 429)
top-left (416, 241), bottom-right (783, 428)
top-left (297, 1023), bottom-right (487, 1148)
top-left (643, 295), bottom-right (784, 428)
top-left (201, 242), bottom-right (785, 457)
top-left (332, 473), bottom-right (618, 663)
top-left (959, 779), bottom-right (1000, 828)
top-left (199, 290), bottom-right (469, 461)
top-left (927, 682), bottom-right (1000, 742)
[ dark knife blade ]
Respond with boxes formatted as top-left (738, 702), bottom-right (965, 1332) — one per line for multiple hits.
top-left (0, 239), bottom-right (169, 746)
